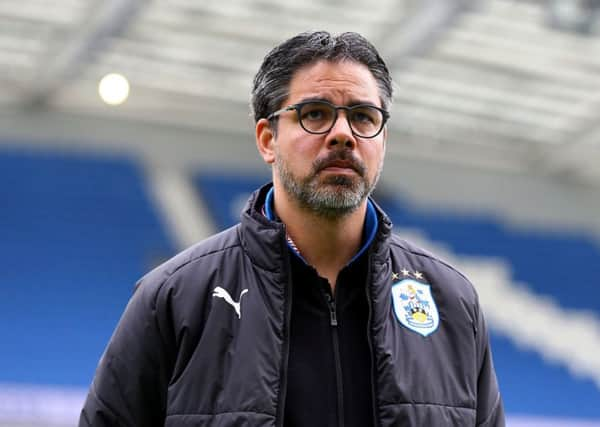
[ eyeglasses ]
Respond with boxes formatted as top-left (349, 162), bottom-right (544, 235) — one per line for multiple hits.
top-left (267, 100), bottom-right (390, 139)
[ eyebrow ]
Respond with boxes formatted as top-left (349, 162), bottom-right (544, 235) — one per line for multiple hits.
top-left (296, 96), bottom-right (379, 107)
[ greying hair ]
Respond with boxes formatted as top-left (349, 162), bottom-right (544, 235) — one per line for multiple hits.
top-left (251, 31), bottom-right (393, 124)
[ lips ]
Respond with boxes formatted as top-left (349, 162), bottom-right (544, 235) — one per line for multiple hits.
top-left (322, 160), bottom-right (357, 171)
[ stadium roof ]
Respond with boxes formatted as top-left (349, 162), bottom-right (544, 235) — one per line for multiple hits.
top-left (1, 0), bottom-right (600, 185)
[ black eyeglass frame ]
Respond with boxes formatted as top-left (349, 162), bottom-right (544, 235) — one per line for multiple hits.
top-left (267, 100), bottom-right (390, 139)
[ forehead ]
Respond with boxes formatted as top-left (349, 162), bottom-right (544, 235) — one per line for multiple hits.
top-left (286, 60), bottom-right (381, 106)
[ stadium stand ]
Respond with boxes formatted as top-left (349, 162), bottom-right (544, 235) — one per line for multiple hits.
top-left (0, 147), bottom-right (175, 388)
top-left (1, 149), bottom-right (599, 425)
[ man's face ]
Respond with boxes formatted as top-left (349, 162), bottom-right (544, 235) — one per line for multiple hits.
top-left (262, 60), bottom-right (386, 219)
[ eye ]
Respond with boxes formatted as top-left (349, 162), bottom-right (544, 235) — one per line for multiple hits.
top-left (300, 102), bottom-right (332, 122)
top-left (352, 112), bottom-right (373, 123)
top-left (350, 107), bottom-right (378, 124)
top-left (300, 103), bottom-right (333, 122)
top-left (304, 109), bottom-right (324, 120)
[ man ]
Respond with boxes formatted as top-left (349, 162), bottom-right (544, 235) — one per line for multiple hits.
top-left (80, 31), bottom-right (505, 426)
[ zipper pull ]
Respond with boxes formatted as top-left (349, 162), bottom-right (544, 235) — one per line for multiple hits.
top-left (324, 292), bottom-right (338, 326)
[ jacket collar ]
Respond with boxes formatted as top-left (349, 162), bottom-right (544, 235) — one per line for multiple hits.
top-left (263, 186), bottom-right (379, 266)
top-left (239, 184), bottom-right (288, 274)
top-left (240, 183), bottom-right (393, 274)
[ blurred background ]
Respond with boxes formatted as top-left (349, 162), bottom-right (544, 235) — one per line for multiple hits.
top-left (1, 0), bottom-right (600, 425)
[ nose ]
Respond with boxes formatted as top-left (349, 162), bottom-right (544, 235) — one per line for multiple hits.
top-left (326, 110), bottom-right (357, 150)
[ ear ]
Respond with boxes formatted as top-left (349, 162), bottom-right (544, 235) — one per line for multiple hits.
top-left (256, 118), bottom-right (276, 164)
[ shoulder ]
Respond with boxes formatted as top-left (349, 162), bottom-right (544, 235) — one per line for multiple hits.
top-left (388, 235), bottom-right (469, 279)
top-left (135, 225), bottom-right (244, 301)
top-left (387, 233), bottom-right (479, 307)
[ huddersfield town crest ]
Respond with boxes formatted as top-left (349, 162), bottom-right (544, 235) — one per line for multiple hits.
top-left (391, 279), bottom-right (439, 337)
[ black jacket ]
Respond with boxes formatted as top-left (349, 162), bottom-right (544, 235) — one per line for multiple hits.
top-left (80, 184), bottom-right (505, 426)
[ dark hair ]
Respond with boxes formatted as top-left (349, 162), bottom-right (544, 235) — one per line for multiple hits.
top-left (251, 31), bottom-right (393, 124)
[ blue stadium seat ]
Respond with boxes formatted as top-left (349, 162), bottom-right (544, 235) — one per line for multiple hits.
top-left (0, 148), bottom-right (175, 387)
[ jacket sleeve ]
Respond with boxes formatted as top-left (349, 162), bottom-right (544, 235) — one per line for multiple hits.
top-left (79, 276), bottom-right (175, 427)
top-left (474, 299), bottom-right (506, 427)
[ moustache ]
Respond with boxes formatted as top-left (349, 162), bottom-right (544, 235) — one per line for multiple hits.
top-left (313, 151), bottom-right (366, 177)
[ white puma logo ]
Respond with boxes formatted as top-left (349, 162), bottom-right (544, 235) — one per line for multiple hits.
top-left (212, 286), bottom-right (249, 319)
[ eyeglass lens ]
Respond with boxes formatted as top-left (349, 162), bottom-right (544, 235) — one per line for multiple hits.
top-left (299, 102), bottom-right (383, 137)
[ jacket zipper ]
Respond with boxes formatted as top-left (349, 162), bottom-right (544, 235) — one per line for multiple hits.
top-left (365, 253), bottom-right (380, 427)
top-left (275, 250), bottom-right (294, 427)
top-left (324, 288), bottom-right (345, 427)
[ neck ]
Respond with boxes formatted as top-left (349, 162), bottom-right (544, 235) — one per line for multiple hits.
top-left (273, 186), bottom-right (367, 291)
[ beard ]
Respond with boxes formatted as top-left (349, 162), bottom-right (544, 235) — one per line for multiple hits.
top-left (274, 148), bottom-right (382, 219)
